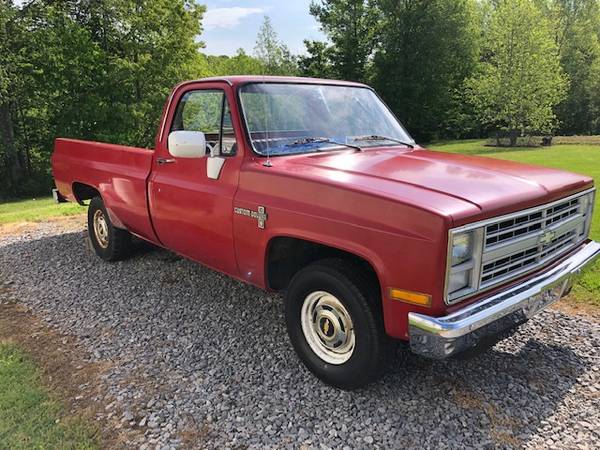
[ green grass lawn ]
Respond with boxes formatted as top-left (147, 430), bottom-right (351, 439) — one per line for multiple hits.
top-left (0, 343), bottom-right (98, 449)
top-left (0, 197), bottom-right (85, 225)
top-left (430, 140), bottom-right (600, 306)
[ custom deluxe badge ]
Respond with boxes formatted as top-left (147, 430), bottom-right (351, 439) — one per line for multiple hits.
top-left (233, 206), bottom-right (268, 229)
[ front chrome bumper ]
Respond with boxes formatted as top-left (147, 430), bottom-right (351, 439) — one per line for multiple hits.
top-left (409, 240), bottom-right (600, 359)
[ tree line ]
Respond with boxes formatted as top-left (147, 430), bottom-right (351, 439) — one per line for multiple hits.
top-left (1, 0), bottom-right (599, 199)
top-left (301, 0), bottom-right (600, 144)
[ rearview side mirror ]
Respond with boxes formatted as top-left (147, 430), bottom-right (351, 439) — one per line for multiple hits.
top-left (168, 131), bottom-right (207, 158)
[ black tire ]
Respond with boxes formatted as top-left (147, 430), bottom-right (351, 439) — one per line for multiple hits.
top-left (284, 258), bottom-right (391, 390)
top-left (87, 196), bottom-right (132, 261)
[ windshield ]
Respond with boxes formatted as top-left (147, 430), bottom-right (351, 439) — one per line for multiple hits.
top-left (239, 83), bottom-right (414, 156)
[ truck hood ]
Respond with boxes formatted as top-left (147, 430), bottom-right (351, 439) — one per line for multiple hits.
top-left (282, 147), bottom-right (592, 224)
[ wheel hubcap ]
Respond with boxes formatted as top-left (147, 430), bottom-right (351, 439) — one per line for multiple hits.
top-left (93, 210), bottom-right (109, 249)
top-left (301, 291), bottom-right (355, 365)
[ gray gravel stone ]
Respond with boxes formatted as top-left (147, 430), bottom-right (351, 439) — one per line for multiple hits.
top-left (1, 221), bottom-right (599, 449)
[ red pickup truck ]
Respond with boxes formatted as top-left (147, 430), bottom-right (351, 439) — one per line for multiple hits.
top-left (52, 76), bottom-right (599, 389)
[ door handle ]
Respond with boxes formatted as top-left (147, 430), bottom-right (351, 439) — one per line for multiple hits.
top-left (157, 158), bottom-right (176, 165)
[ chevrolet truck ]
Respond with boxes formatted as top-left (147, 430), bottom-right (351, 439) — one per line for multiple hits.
top-left (51, 76), bottom-right (599, 389)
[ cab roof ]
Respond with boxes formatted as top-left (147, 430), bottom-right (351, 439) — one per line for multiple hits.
top-left (178, 75), bottom-right (369, 89)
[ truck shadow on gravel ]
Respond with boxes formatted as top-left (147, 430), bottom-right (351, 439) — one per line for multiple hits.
top-left (1, 230), bottom-right (596, 449)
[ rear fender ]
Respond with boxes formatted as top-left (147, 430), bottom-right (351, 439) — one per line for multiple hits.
top-left (73, 182), bottom-right (127, 229)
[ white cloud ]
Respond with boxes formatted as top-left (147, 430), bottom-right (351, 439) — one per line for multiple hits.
top-left (203, 7), bottom-right (265, 30)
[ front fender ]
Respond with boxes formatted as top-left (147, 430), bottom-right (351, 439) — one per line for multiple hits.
top-left (233, 202), bottom-right (447, 340)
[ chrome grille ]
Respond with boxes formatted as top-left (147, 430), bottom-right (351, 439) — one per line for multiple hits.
top-left (481, 229), bottom-right (578, 285)
top-left (484, 198), bottom-right (581, 248)
top-left (445, 188), bottom-right (595, 305)
top-left (480, 197), bottom-right (587, 288)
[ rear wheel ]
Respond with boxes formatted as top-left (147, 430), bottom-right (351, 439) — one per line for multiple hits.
top-left (284, 258), bottom-right (391, 389)
top-left (88, 196), bottom-right (132, 261)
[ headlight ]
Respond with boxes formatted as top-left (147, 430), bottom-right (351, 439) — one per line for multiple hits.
top-left (451, 232), bottom-right (472, 266)
top-left (448, 269), bottom-right (471, 293)
top-left (445, 228), bottom-right (484, 303)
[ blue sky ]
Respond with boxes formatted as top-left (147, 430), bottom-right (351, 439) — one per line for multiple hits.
top-left (201, 0), bottom-right (325, 56)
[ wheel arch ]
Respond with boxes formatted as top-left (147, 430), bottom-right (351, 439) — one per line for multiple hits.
top-left (72, 182), bottom-right (100, 205)
top-left (265, 235), bottom-right (383, 297)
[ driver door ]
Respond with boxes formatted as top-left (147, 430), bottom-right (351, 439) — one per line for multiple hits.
top-left (148, 82), bottom-right (242, 275)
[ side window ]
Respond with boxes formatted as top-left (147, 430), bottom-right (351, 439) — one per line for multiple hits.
top-left (170, 89), bottom-right (237, 155)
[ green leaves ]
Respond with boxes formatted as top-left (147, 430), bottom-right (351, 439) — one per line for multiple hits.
top-left (305, 0), bottom-right (600, 142)
top-left (253, 16), bottom-right (299, 75)
top-left (205, 49), bottom-right (266, 77)
top-left (303, 0), bottom-right (481, 141)
top-left (298, 40), bottom-right (335, 79)
top-left (0, 2), bottom-right (305, 198)
top-left (466, 0), bottom-right (568, 141)
top-left (308, 0), bottom-right (379, 82)
top-left (0, 0), bottom-right (206, 197)
top-left (372, 0), bottom-right (481, 142)
top-left (548, 0), bottom-right (600, 135)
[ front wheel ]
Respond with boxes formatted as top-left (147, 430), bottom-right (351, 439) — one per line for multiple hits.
top-left (88, 196), bottom-right (132, 261)
top-left (284, 259), bottom-right (391, 389)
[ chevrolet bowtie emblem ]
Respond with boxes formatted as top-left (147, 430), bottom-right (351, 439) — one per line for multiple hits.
top-left (233, 206), bottom-right (268, 229)
top-left (540, 230), bottom-right (556, 246)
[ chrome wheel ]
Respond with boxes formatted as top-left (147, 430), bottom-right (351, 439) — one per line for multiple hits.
top-left (300, 291), bottom-right (355, 365)
top-left (93, 209), bottom-right (109, 249)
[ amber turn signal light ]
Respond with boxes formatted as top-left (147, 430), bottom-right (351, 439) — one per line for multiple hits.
top-left (388, 288), bottom-right (432, 307)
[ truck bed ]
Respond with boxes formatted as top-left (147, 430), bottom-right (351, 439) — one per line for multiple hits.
top-left (51, 138), bottom-right (157, 242)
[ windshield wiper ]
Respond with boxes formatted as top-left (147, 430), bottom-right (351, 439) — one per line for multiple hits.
top-left (352, 135), bottom-right (415, 148)
top-left (287, 137), bottom-right (363, 152)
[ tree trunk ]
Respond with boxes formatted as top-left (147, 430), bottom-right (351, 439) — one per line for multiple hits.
top-left (0, 102), bottom-right (23, 195)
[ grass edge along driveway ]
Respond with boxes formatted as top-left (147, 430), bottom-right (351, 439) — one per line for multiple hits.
top-left (0, 341), bottom-right (99, 450)
top-left (0, 197), bottom-right (84, 225)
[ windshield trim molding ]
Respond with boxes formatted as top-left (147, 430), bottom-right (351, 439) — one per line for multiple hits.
top-left (235, 81), bottom-right (415, 158)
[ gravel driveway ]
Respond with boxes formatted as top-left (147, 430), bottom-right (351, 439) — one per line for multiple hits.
top-left (1, 220), bottom-right (599, 449)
